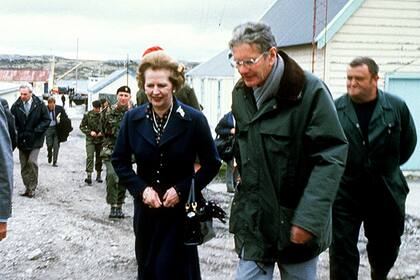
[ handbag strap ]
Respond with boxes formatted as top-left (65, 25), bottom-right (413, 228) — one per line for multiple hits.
top-left (185, 178), bottom-right (197, 212)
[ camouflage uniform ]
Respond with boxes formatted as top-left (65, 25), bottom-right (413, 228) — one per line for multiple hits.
top-left (101, 104), bottom-right (129, 218)
top-left (80, 110), bottom-right (104, 184)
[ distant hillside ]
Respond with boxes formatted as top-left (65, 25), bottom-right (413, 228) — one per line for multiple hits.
top-left (0, 54), bottom-right (199, 80)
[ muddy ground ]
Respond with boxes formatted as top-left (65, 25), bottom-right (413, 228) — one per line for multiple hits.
top-left (1, 109), bottom-right (419, 280)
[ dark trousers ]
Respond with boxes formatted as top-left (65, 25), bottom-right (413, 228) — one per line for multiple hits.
top-left (46, 126), bottom-right (60, 164)
top-left (329, 183), bottom-right (405, 280)
top-left (19, 149), bottom-right (40, 192)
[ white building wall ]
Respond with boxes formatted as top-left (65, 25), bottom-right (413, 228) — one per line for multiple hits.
top-left (280, 45), bottom-right (327, 81)
top-left (326, 0), bottom-right (420, 99)
top-left (188, 76), bottom-right (236, 134)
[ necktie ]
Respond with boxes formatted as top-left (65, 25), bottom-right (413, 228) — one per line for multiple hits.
top-left (24, 102), bottom-right (30, 115)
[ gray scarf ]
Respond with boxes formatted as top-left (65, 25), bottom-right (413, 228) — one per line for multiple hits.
top-left (253, 55), bottom-right (284, 109)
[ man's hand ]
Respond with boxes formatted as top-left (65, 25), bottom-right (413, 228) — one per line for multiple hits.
top-left (90, 131), bottom-right (97, 137)
top-left (0, 222), bottom-right (7, 241)
top-left (290, 225), bottom-right (313, 244)
top-left (162, 187), bottom-right (180, 208)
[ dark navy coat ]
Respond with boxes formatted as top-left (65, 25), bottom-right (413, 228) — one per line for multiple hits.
top-left (11, 95), bottom-right (50, 151)
top-left (112, 99), bottom-right (221, 280)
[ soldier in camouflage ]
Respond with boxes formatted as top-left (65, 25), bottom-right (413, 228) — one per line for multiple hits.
top-left (102, 86), bottom-right (132, 219)
top-left (79, 100), bottom-right (104, 185)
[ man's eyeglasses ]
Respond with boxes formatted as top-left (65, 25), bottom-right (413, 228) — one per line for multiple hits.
top-left (228, 52), bottom-right (268, 68)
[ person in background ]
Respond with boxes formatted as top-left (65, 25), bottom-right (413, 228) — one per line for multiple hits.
top-left (228, 22), bottom-right (348, 280)
top-left (215, 111), bottom-right (237, 193)
top-left (80, 100), bottom-right (104, 185)
top-left (102, 86), bottom-right (132, 219)
top-left (61, 94), bottom-right (66, 107)
top-left (11, 83), bottom-right (50, 198)
top-left (100, 98), bottom-right (110, 114)
top-left (0, 97), bottom-right (17, 151)
top-left (330, 57), bottom-right (417, 280)
top-left (112, 46), bottom-right (221, 280)
top-left (46, 97), bottom-right (68, 167)
top-left (0, 102), bottom-right (13, 241)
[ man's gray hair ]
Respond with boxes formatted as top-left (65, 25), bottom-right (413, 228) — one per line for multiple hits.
top-left (19, 82), bottom-right (33, 93)
top-left (229, 22), bottom-right (277, 53)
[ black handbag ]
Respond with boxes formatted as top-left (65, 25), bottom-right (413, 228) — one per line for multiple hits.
top-left (184, 179), bottom-right (227, 246)
top-left (215, 134), bottom-right (234, 162)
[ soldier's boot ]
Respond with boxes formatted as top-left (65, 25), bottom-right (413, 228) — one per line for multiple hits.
top-left (115, 206), bottom-right (125, 219)
top-left (95, 172), bottom-right (103, 183)
top-left (84, 173), bottom-right (92, 185)
top-left (109, 206), bottom-right (118, 219)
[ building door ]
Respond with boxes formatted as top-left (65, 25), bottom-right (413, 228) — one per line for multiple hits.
top-left (386, 74), bottom-right (420, 170)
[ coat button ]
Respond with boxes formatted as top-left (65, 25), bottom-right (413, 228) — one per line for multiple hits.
top-left (356, 123), bottom-right (360, 128)
top-left (157, 180), bottom-right (160, 183)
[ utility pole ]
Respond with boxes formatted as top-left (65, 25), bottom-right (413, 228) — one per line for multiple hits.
top-left (311, 0), bottom-right (317, 73)
top-left (126, 54), bottom-right (129, 86)
top-left (75, 38), bottom-right (79, 94)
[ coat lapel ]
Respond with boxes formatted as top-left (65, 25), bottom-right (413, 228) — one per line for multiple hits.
top-left (339, 95), bottom-right (364, 139)
top-left (368, 90), bottom-right (391, 144)
top-left (132, 106), bottom-right (157, 147)
top-left (159, 101), bottom-right (191, 147)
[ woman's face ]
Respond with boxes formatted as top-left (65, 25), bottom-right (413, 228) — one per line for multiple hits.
top-left (144, 68), bottom-right (174, 113)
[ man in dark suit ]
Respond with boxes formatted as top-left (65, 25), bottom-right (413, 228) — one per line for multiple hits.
top-left (46, 97), bottom-right (69, 167)
top-left (11, 83), bottom-right (50, 198)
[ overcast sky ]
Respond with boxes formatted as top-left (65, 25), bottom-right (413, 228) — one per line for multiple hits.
top-left (0, 0), bottom-right (276, 62)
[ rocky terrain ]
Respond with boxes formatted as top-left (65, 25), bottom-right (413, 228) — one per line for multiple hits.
top-left (0, 106), bottom-right (419, 280)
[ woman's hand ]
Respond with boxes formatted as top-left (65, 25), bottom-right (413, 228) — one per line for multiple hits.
top-left (142, 187), bottom-right (162, 208)
top-left (162, 187), bottom-right (180, 208)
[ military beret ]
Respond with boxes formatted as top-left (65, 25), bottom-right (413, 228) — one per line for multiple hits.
top-left (92, 100), bottom-right (101, 108)
top-left (116, 86), bottom-right (131, 95)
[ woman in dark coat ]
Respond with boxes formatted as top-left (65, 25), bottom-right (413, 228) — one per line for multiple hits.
top-left (112, 46), bottom-right (221, 280)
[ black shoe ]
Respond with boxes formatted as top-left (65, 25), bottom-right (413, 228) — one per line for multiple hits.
top-left (95, 176), bottom-right (103, 183)
top-left (115, 207), bottom-right (125, 219)
top-left (84, 178), bottom-right (92, 185)
top-left (52, 163), bottom-right (58, 167)
top-left (20, 190), bottom-right (34, 198)
top-left (109, 207), bottom-right (118, 219)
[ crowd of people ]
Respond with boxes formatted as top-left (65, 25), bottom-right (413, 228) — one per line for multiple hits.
top-left (0, 21), bottom-right (418, 280)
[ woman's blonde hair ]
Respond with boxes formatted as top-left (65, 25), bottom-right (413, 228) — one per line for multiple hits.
top-left (137, 50), bottom-right (185, 92)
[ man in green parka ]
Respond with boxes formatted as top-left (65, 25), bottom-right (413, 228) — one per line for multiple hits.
top-left (330, 57), bottom-right (417, 280)
top-left (228, 22), bottom-right (348, 280)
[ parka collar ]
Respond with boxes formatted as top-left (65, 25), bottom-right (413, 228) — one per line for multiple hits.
top-left (275, 49), bottom-right (306, 102)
